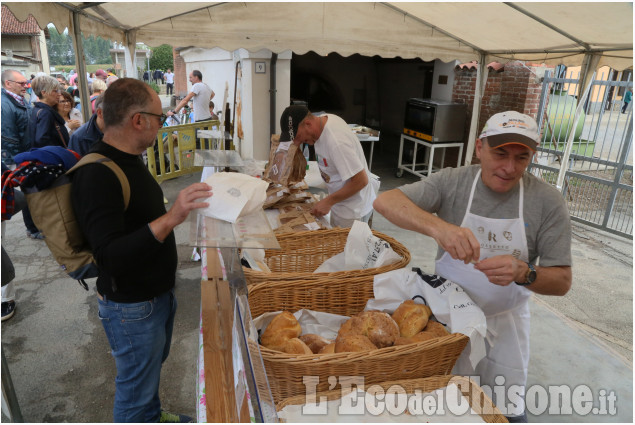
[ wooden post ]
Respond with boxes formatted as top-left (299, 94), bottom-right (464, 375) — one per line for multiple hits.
top-left (201, 249), bottom-right (253, 422)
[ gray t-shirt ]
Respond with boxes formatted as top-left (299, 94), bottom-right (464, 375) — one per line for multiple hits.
top-left (398, 165), bottom-right (572, 267)
top-left (191, 82), bottom-right (212, 122)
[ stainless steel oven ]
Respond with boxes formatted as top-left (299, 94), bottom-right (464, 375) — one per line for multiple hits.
top-left (403, 98), bottom-right (467, 142)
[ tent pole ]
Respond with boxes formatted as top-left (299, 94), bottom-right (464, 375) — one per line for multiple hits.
top-left (70, 11), bottom-right (91, 122)
top-left (123, 30), bottom-right (138, 80)
top-left (464, 54), bottom-right (489, 165)
top-left (577, 52), bottom-right (601, 108)
top-left (556, 72), bottom-right (595, 191)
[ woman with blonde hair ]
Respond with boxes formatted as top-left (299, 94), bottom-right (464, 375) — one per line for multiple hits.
top-left (27, 75), bottom-right (69, 148)
top-left (90, 79), bottom-right (107, 113)
top-left (56, 90), bottom-right (83, 136)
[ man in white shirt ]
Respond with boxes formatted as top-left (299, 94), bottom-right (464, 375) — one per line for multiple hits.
top-left (280, 105), bottom-right (378, 227)
top-left (167, 70), bottom-right (214, 123)
top-left (164, 68), bottom-right (174, 96)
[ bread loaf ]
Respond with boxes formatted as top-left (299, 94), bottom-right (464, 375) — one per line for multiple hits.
top-left (337, 316), bottom-right (364, 339)
top-left (356, 311), bottom-right (400, 348)
top-left (318, 342), bottom-right (336, 354)
top-left (299, 334), bottom-right (332, 354)
top-left (392, 300), bottom-right (432, 338)
top-left (261, 311), bottom-right (301, 351)
top-left (424, 320), bottom-right (449, 337)
top-left (337, 311), bottom-right (400, 348)
top-left (334, 335), bottom-right (377, 353)
top-left (280, 338), bottom-right (313, 355)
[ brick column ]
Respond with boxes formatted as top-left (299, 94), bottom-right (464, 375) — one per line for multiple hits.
top-left (173, 48), bottom-right (188, 98)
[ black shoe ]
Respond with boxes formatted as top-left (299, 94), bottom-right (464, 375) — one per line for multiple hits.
top-left (1, 301), bottom-right (16, 322)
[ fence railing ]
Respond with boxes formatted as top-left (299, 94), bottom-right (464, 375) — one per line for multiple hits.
top-left (145, 120), bottom-right (225, 183)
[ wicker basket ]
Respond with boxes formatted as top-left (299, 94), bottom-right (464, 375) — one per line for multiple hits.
top-left (276, 375), bottom-right (508, 423)
top-left (249, 276), bottom-right (469, 403)
top-left (243, 228), bottom-right (411, 285)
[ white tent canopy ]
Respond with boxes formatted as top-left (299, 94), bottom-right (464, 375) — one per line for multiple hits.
top-left (5, 2), bottom-right (633, 70)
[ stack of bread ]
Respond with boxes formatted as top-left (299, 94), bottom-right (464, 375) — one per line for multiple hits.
top-left (260, 300), bottom-right (449, 355)
top-left (262, 135), bottom-right (327, 233)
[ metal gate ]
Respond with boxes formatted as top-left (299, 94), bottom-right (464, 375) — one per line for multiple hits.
top-left (529, 69), bottom-right (633, 238)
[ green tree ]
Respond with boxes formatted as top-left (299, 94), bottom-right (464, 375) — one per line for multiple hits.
top-left (149, 44), bottom-right (173, 70)
top-left (46, 26), bottom-right (74, 65)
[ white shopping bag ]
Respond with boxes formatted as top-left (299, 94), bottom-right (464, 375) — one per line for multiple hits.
top-left (200, 172), bottom-right (268, 223)
top-left (314, 221), bottom-right (401, 273)
top-left (366, 267), bottom-right (487, 370)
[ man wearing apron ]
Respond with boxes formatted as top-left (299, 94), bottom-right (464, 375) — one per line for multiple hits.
top-left (374, 111), bottom-right (572, 422)
top-left (279, 105), bottom-right (379, 228)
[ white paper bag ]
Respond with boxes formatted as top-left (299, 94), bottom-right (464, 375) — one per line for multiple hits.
top-left (366, 267), bottom-right (487, 370)
top-left (314, 221), bottom-right (401, 273)
top-left (200, 172), bottom-right (268, 223)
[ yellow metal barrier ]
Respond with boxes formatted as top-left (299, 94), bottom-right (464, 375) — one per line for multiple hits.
top-left (146, 120), bottom-right (225, 183)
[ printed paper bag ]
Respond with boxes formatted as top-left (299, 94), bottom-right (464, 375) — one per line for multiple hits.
top-left (366, 267), bottom-right (487, 369)
top-left (200, 172), bottom-right (268, 223)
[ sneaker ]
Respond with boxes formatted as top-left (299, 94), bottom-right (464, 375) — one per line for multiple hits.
top-left (159, 410), bottom-right (194, 423)
top-left (1, 301), bottom-right (16, 322)
top-left (26, 231), bottom-right (45, 240)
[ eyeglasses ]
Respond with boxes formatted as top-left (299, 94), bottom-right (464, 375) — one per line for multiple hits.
top-left (8, 80), bottom-right (27, 86)
top-left (138, 111), bottom-right (168, 125)
top-left (59, 100), bottom-right (71, 104)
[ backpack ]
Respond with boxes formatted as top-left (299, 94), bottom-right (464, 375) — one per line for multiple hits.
top-left (25, 153), bottom-right (130, 290)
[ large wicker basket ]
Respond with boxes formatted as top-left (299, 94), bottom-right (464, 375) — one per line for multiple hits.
top-left (276, 375), bottom-right (508, 422)
top-left (243, 228), bottom-right (411, 285)
top-left (248, 276), bottom-right (469, 403)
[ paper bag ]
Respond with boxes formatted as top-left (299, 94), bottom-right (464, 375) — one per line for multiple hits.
top-left (200, 172), bottom-right (268, 223)
top-left (263, 135), bottom-right (307, 185)
top-left (314, 221), bottom-right (401, 273)
top-left (366, 267), bottom-right (487, 370)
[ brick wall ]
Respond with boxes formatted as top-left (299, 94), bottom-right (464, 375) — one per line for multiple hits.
top-left (173, 48), bottom-right (188, 98)
top-left (452, 62), bottom-right (554, 153)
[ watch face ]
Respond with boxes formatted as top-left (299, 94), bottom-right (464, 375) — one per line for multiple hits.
top-left (526, 264), bottom-right (537, 284)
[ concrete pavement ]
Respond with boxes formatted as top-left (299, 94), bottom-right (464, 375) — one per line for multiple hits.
top-left (1, 162), bottom-right (633, 422)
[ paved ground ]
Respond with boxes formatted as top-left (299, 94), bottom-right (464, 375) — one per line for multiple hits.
top-left (1, 155), bottom-right (632, 422)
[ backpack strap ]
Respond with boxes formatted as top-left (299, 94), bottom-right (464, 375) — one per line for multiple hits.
top-left (67, 153), bottom-right (131, 210)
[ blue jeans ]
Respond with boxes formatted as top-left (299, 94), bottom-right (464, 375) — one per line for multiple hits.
top-left (98, 289), bottom-right (177, 422)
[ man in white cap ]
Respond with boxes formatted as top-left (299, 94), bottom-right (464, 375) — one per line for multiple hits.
top-left (280, 105), bottom-right (379, 227)
top-left (374, 111), bottom-right (572, 422)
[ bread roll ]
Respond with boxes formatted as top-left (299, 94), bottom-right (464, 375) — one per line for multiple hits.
top-left (261, 311), bottom-right (301, 351)
top-left (392, 300), bottom-right (432, 338)
top-left (356, 311), bottom-right (400, 348)
top-left (299, 334), bottom-right (332, 354)
top-left (424, 320), bottom-right (449, 337)
top-left (394, 331), bottom-right (438, 346)
top-left (281, 338), bottom-right (313, 355)
top-left (318, 342), bottom-right (336, 354)
top-left (334, 335), bottom-right (377, 353)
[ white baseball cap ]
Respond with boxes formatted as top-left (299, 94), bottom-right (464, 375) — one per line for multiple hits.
top-left (479, 111), bottom-right (539, 151)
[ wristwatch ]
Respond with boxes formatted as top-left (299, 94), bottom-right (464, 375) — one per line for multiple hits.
top-left (516, 263), bottom-right (537, 286)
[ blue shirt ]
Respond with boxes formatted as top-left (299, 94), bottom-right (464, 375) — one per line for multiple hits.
top-left (68, 113), bottom-right (103, 156)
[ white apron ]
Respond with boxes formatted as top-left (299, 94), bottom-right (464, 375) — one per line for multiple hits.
top-left (436, 170), bottom-right (531, 416)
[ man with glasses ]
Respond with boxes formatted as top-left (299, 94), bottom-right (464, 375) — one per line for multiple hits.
top-left (1, 69), bottom-right (33, 321)
top-left (71, 78), bottom-right (212, 423)
top-left (1, 69), bottom-right (31, 166)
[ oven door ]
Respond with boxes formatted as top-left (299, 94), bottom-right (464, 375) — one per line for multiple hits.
top-left (403, 100), bottom-right (435, 141)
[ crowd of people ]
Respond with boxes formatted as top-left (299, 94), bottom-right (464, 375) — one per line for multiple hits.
top-left (0, 67), bottom-right (120, 320)
top-left (1, 68), bottom-right (214, 422)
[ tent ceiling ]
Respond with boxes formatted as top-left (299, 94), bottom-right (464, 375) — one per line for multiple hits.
top-left (4, 2), bottom-right (633, 69)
